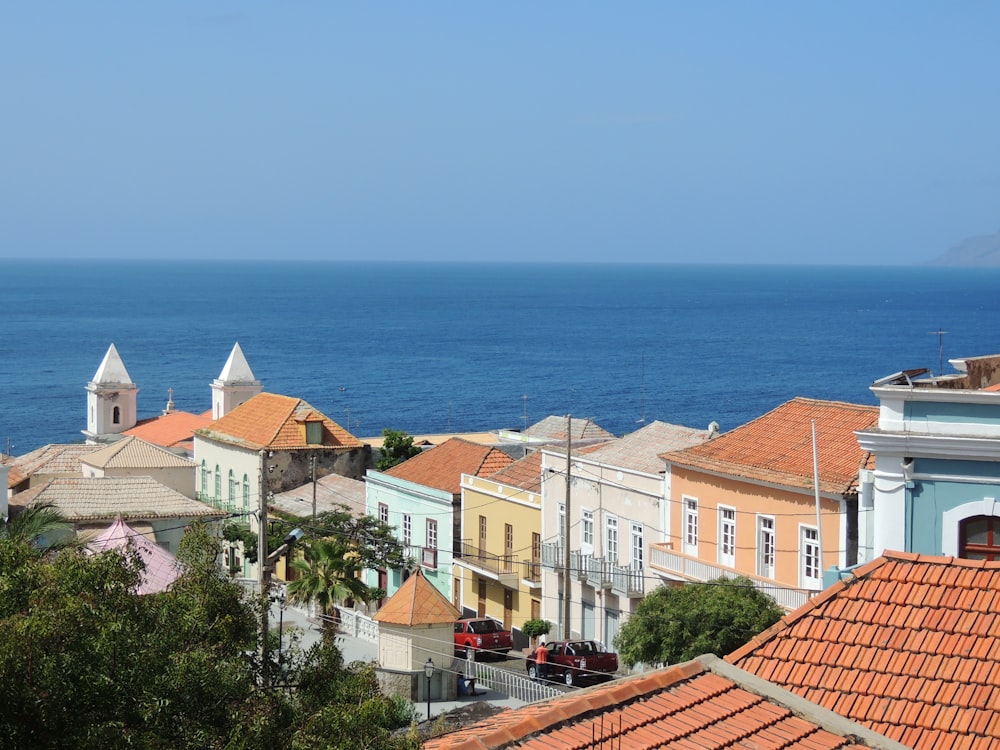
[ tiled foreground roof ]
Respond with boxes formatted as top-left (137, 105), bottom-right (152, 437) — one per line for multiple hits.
top-left (424, 655), bottom-right (903, 750)
top-left (728, 552), bottom-right (1000, 750)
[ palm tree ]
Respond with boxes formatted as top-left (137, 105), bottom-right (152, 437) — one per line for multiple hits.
top-left (2, 500), bottom-right (77, 551)
top-left (286, 537), bottom-right (372, 641)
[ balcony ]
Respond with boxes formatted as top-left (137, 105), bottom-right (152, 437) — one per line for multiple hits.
top-left (648, 542), bottom-right (810, 611)
top-left (609, 564), bottom-right (644, 598)
top-left (420, 546), bottom-right (437, 570)
top-left (457, 541), bottom-right (519, 587)
top-left (522, 560), bottom-right (542, 587)
top-left (541, 542), bottom-right (563, 570)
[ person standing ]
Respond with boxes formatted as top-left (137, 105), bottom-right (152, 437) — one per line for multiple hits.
top-left (534, 639), bottom-right (549, 683)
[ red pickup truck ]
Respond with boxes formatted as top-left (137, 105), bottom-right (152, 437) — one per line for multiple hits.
top-left (526, 639), bottom-right (619, 686)
top-left (454, 618), bottom-right (513, 661)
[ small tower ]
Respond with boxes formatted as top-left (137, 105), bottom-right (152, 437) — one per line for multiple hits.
top-left (84, 344), bottom-right (139, 444)
top-left (211, 343), bottom-right (262, 420)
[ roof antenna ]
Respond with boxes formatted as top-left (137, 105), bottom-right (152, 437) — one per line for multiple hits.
top-left (929, 328), bottom-right (948, 376)
top-left (637, 352), bottom-right (646, 425)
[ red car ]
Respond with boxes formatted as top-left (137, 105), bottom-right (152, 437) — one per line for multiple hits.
top-left (454, 618), bottom-right (513, 660)
top-left (526, 639), bottom-right (618, 686)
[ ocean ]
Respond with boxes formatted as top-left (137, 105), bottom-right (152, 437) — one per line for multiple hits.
top-left (2, 260), bottom-right (999, 456)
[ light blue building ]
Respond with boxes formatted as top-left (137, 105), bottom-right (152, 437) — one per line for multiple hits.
top-left (855, 354), bottom-right (1000, 562)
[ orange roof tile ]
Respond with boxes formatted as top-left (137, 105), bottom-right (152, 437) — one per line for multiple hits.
top-left (196, 393), bottom-right (363, 451)
top-left (661, 398), bottom-right (878, 496)
top-left (125, 410), bottom-right (213, 451)
top-left (487, 450), bottom-right (544, 493)
top-left (423, 655), bottom-right (899, 749)
top-left (372, 569), bottom-right (460, 626)
top-left (728, 552), bottom-right (1000, 750)
top-left (385, 438), bottom-right (513, 495)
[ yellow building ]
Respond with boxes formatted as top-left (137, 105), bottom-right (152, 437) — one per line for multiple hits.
top-left (455, 451), bottom-right (543, 649)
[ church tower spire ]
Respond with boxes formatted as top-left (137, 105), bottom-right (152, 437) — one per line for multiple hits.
top-left (211, 342), bottom-right (262, 419)
top-left (84, 343), bottom-right (139, 444)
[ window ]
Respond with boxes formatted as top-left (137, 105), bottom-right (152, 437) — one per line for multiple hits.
top-left (960, 516), bottom-right (1000, 561)
top-left (631, 521), bottom-right (643, 569)
top-left (757, 516), bottom-right (775, 578)
top-left (214, 465), bottom-right (221, 501)
top-left (558, 503), bottom-right (566, 546)
top-left (113, 406), bottom-right (121, 425)
top-left (532, 532), bottom-right (541, 562)
top-left (582, 509), bottom-right (594, 551)
top-left (606, 514), bottom-right (619, 563)
top-left (305, 420), bottom-right (322, 444)
top-left (423, 519), bottom-right (438, 569)
top-left (719, 507), bottom-right (736, 568)
top-left (201, 461), bottom-right (207, 495)
top-left (228, 470), bottom-right (235, 507)
top-left (683, 498), bottom-right (698, 555)
top-left (243, 474), bottom-right (250, 510)
top-left (505, 523), bottom-right (513, 556)
top-left (402, 514), bottom-right (412, 546)
top-left (427, 519), bottom-right (438, 549)
top-left (801, 526), bottom-right (821, 588)
top-left (479, 515), bottom-right (487, 551)
top-left (378, 503), bottom-right (389, 525)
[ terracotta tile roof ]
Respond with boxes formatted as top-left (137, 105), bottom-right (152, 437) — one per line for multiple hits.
top-left (582, 420), bottom-right (712, 474)
top-left (12, 443), bottom-right (106, 478)
top-left (661, 398), bottom-right (878, 496)
top-left (727, 552), bottom-right (1000, 750)
top-left (385, 438), bottom-right (514, 495)
top-left (2, 461), bottom-right (26, 489)
top-left (270, 472), bottom-right (366, 519)
top-left (486, 450), bottom-right (544, 493)
top-left (124, 410), bottom-right (212, 451)
top-left (522, 416), bottom-right (615, 442)
top-left (424, 654), bottom-right (901, 750)
top-left (82, 436), bottom-right (195, 470)
top-left (196, 393), bottom-right (363, 451)
top-left (9, 477), bottom-right (225, 522)
top-left (373, 569), bottom-right (460, 626)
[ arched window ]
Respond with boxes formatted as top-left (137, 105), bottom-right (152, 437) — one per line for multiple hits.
top-left (228, 470), bottom-right (235, 507)
top-left (112, 406), bottom-right (121, 425)
top-left (243, 474), bottom-right (250, 510)
top-left (960, 515), bottom-right (1000, 561)
top-left (214, 465), bottom-right (221, 501)
top-left (201, 461), bottom-right (208, 495)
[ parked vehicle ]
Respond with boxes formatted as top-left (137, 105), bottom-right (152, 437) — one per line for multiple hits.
top-left (454, 618), bottom-right (513, 660)
top-left (526, 639), bottom-right (618, 686)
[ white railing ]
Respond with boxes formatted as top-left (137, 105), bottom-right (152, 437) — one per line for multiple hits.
top-left (334, 605), bottom-right (380, 643)
top-left (470, 660), bottom-right (563, 703)
top-left (648, 545), bottom-right (810, 610)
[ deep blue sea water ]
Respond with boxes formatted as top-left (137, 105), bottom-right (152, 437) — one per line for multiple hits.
top-left (2, 260), bottom-right (999, 455)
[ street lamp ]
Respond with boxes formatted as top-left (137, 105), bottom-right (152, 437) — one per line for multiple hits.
top-left (423, 658), bottom-right (434, 720)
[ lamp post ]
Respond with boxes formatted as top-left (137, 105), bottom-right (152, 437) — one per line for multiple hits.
top-left (423, 658), bottom-right (434, 721)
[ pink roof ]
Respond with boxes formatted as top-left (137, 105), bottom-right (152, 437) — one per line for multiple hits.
top-left (87, 517), bottom-right (182, 594)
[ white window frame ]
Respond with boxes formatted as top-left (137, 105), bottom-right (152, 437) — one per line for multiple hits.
top-left (757, 515), bottom-right (775, 579)
top-left (605, 514), bottom-right (619, 563)
top-left (800, 525), bottom-right (821, 589)
top-left (402, 514), bottom-right (412, 546)
top-left (718, 505), bottom-right (736, 568)
top-left (683, 497), bottom-right (698, 555)
top-left (426, 518), bottom-right (438, 550)
top-left (630, 521), bottom-right (643, 569)
top-left (581, 509), bottom-right (594, 553)
top-left (378, 502), bottom-right (389, 525)
top-left (558, 503), bottom-right (566, 546)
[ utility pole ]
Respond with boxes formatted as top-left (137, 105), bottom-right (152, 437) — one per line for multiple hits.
top-left (258, 450), bottom-right (270, 689)
top-left (563, 414), bottom-right (572, 640)
top-left (311, 455), bottom-right (317, 520)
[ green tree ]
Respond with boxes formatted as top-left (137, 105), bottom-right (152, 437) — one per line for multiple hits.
top-left (2, 500), bottom-right (77, 551)
top-left (614, 577), bottom-right (785, 668)
top-left (302, 507), bottom-right (409, 572)
top-left (286, 538), bottom-right (375, 640)
top-left (376, 429), bottom-right (421, 471)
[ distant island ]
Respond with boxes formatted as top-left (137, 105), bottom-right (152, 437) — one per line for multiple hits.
top-left (928, 228), bottom-right (1000, 266)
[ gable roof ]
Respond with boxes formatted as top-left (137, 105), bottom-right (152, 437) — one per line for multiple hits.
top-left (87, 517), bottom-right (182, 594)
top-left (81, 435), bottom-right (195, 470)
top-left (661, 398), bottom-right (878, 496)
top-left (727, 552), bottom-right (1000, 750)
top-left (581, 420), bottom-right (712, 474)
top-left (9, 477), bottom-right (224, 522)
top-left (522, 416), bottom-right (615, 442)
top-left (373, 569), bottom-right (460, 626)
top-left (12, 443), bottom-right (105, 477)
top-left (424, 654), bottom-right (903, 750)
top-left (486, 450), bottom-right (544, 493)
top-left (270, 472), bottom-right (366, 519)
top-left (196, 393), bottom-right (363, 451)
top-left (124, 410), bottom-right (213, 452)
top-left (385, 437), bottom-right (514, 495)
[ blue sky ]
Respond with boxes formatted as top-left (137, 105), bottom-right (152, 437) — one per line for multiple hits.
top-left (4, 3), bottom-right (999, 264)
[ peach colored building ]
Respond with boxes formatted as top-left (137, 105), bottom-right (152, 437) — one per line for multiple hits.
top-left (650, 398), bottom-right (878, 610)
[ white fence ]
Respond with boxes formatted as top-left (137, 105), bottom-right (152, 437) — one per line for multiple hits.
top-left (334, 606), bottom-right (380, 643)
top-left (470, 660), bottom-right (563, 703)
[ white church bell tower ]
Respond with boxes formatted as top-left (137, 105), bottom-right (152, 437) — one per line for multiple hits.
top-left (84, 343), bottom-right (138, 444)
top-left (211, 342), bottom-right (262, 419)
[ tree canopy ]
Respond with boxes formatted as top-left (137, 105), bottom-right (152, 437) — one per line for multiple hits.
top-left (376, 429), bottom-right (421, 472)
top-left (613, 577), bottom-right (785, 668)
